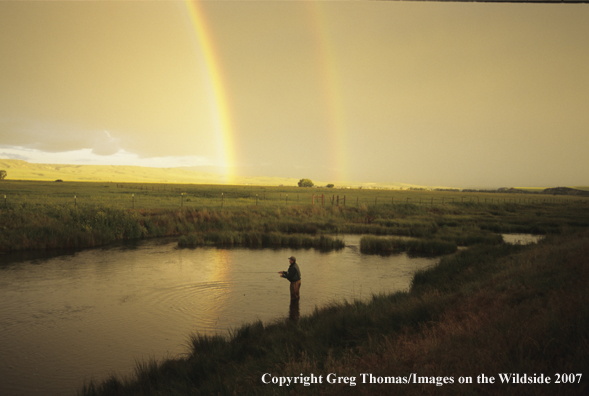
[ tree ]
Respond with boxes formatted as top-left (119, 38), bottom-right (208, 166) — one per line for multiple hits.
top-left (326, 184), bottom-right (334, 188)
top-left (298, 178), bottom-right (314, 187)
top-left (0, 170), bottom-right (6, 180)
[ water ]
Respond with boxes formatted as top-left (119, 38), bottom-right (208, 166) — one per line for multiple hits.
top-left (0, 235), bottom-right (438, 396)
top-left (502, 234), bottom-right (544, 245)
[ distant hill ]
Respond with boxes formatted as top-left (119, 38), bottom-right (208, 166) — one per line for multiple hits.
top-left (0, 159), bottom-right (431, 189)
top-left (0, 159), bottom-right (302, 186)
top-left (542, 187), bottom-right (589, 197)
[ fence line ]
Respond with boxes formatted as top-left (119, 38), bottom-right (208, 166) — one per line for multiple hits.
top-left (0, 191), bottom-right (585, 211)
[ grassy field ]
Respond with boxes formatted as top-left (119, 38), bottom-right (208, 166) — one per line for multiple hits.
top-left (1, 180), bottom-right (588, 252)
top-left (0, 179), bottom-right (585, 210)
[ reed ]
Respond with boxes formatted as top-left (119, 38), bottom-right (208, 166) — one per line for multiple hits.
top-left (178, 231), bottom-right (344, 249)
top-left (359, 235), bottom-right (458, 255)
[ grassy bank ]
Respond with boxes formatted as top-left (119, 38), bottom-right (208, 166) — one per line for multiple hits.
top-left (178, 231), bottom-right (344, 249)
top-left (359, 235), bottom-right (458, 255)
top-left (80, 230), bottom-right (589, 396)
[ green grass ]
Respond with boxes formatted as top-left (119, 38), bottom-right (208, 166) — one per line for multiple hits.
top-left (1, 180), bottom-right (588, 253)
top-left (0, 180), bottom-right (585, 211)
top-left (79, 229), bottom-right (589, 396)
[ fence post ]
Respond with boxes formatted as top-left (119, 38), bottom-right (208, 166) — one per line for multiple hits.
top-left (74, 195), bottom-right (77, 207)
top-left (343, 195), bottom-right (346, 207)
top-left (132, 194), bottom-right (135, 209)
top-left (181, 193), bottom-right (184, 208)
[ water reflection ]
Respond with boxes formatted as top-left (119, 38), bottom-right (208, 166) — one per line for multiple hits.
top-left (289, 299), bottom-right (300, 322)
top-left (502, 234), bottom-right (544, 245)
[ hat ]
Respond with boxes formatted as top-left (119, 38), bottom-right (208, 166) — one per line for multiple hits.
top-left (288, 256), bottom-right (296, 262)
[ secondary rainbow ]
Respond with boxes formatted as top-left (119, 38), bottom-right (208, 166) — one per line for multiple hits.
top-left (184, 0), bottom-right (236, 184)
top-left (305, 2), bottom-right (349, 184)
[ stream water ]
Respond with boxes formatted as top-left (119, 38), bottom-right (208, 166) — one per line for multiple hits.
top-left (0, 235), bottom-right (439, 396)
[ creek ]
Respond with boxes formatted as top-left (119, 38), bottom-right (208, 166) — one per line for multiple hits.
top-left (0, 235), bottom-right (438, 396)
top-left (0, 233), bottom-right (541, 395)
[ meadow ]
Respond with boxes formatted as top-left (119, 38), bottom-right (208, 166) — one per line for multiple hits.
top-left (0, 180), bottom-right (587, 252)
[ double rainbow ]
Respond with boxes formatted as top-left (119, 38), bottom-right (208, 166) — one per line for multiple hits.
top-left (184, 1), bottom-right (349, 184)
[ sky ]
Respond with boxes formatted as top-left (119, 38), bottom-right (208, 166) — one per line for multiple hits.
top-left (0, 1), bottom-right (588, 188)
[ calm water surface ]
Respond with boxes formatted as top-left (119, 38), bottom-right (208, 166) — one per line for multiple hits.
top-left (0, 235), bottom-right (439, 396)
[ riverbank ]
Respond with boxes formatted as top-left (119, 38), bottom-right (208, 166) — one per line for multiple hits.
top-left (80, 229), bottom-right (589, 396)
top-left (2, 194), bottom-right (587, 253)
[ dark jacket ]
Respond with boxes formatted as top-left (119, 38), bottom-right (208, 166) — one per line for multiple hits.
top-left (282, 262), bottom-right (301, 283)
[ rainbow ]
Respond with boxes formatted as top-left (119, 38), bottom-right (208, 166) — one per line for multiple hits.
top-left (183, 1), bottom-right (349, 184)
top-left (305, 2), bottom-right (349, 183)
top-left (184, 0), bottom-right (236, 184)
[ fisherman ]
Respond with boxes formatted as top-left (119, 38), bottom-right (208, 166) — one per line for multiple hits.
top-left (278, 256), bottom-right (301, 300)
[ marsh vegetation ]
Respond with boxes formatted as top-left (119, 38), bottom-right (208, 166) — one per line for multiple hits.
top-left (1, 180), bottom-right (586, 253)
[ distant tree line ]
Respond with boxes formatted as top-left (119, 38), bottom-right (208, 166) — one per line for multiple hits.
top-left (433, 187), bottom-right (589, 197)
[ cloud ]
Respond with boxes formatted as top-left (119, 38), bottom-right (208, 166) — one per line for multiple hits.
top-left (0, 145), bottom-right (213, 168)
top-left (0, 118), bottom-right (124, 155)
top-left (0, 152), bottom-right (29, 160)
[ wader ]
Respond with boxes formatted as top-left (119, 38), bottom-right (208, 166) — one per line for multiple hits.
top-left (290, 279), bottom-right (301, 300)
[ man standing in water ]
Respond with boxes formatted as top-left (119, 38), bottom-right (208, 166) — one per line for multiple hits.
top-left (279, 256), bottom-right (301, 300)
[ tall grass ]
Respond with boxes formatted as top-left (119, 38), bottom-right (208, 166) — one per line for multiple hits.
top-left (178, 232), bottom-right (344, 249)
top-left (359, 235), bottom-right (457, 255)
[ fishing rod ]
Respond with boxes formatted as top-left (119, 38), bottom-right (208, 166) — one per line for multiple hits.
top-left (243, 271), bottom-right (281, 273)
